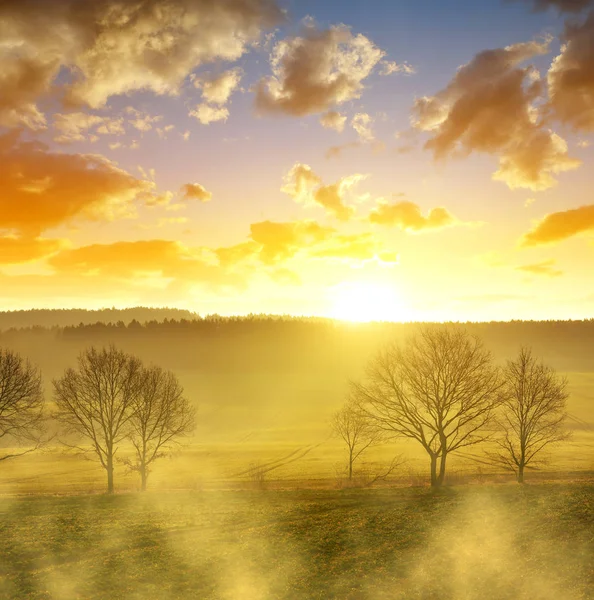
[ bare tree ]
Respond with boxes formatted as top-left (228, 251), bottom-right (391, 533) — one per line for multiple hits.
top-left (352, 327), bottom-right (502, 487)
top-left (332, 399), bottom-right (380, 481)
top-left (0, 348), bottom-right (46, 461)
top-left (489, 347), bottom-right (569, 483)
top-left (53, 345), bottom-right (143, 494)
top-left (124, 366), bottom-right (195, 491)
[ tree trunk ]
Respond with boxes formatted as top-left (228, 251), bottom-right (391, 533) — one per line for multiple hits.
top-left (430, 454), bottom-right (438, 487)
top-left (106, 454), bottom-right (114, 494)
top-left (348, 448), bottom-right (353, 481)
top-left (140, 466), bottom-right (148, 492)
top-left (517, 463), bottom-right (525, 484)
top-left (437, 452), bottom-right (447, 486)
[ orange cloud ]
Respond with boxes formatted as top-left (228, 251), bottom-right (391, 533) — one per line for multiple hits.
top-left (515, 259), bottom-right (563, 277)
top-left (0, 0), bottom-right (281, 121)
top-left (0, 131), bottom-right (157, 236)
top-left (413, 39), bottom-right (581, 191)
top-left (548, 12), bottom-right (594, 131)
top-left (282, 163), bottom-right (366, 220)
top-left (215, 219), bottom-right (397, 270)
top-left (0, 236), bottom-right (65, 264)
top-left (48, 239), bottom-right (247, 293)
top-left (368, 200), bottom-right (456, 231)
top-left (521, 204), bottom-right (594, 245)
top-left (180, 183), bottom-right (212, 202)
top-left (255, 24), bottom-right (384, 116)
top-left (249, 220), bottom-right (335, 264)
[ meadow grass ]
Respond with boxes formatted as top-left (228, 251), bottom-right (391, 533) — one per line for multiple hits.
top-left (0, 483), bottom-right (592, 599)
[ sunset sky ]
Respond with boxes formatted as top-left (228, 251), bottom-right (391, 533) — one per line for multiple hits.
top-left (1, 0), bottom-right (594, 321)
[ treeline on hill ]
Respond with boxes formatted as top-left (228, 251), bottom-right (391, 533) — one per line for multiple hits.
top-left (0, 308), bottom-right (198, 331)
top-left (2, 315), bottom-right (594, 373)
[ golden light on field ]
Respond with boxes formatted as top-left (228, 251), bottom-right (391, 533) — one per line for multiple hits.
top-left (329, 281), bottom-right (408, 323)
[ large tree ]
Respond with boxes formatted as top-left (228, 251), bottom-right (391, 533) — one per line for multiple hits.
top-left (490, 347), bottom-right (569, 483)
top-left (352, 327), bottom-right (502, 487)
top-left (0, 348), bottom-right (45, 461)
top-left (125, 365), bottom-right (195, 491)
top-left (53, 345), bottom-right (143, 494)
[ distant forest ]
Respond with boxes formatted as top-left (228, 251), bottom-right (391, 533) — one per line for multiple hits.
top-left (0, 308), bottom-right (198, 330)
top-left (1, 311), bottom-right (594, 374)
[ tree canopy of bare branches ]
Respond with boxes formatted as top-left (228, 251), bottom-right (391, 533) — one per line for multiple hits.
top-left (489, 347), bottom-right (569, 483)
top-left (53, 345), bottom-right (143, 494)
top-left (352, 327), bottom-right (502, 487)
top-left (332, 399), bottom-right (380, 481)
top-left (125, 366), bottom-right (195, 491)
top-left (0, 348), bottom-right (46, 461)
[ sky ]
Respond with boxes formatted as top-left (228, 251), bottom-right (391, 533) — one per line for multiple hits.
top-left (1, 0), bottom-right (594, 322)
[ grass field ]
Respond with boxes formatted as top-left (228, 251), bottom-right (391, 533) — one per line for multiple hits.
top-left (0, 484), bottom-right (592, 599)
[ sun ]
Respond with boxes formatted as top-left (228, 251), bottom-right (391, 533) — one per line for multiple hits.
top-left (329, 281), bottom-right (407, 323)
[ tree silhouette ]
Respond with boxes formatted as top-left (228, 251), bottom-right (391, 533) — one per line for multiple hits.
top-left (124, 366), bottom-right (195, 491)
top-left (489, 347), bottom-right (569, 483)
top-left (352, 327), bottom-right (502, 487)
top-left (53, 345), bottom-right (143, 494)
top-left (332, 399), bottom-right (380, 481)
top-left (0, 348), bottom-right (46, 461)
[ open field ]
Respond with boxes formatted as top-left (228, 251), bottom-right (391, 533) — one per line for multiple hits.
top-left (0, 484), bottom-right (593, 599)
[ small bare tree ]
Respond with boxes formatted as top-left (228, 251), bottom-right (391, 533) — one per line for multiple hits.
top-left (124, 366), bottom-right (195, 491)
top-left (0, 348), bottom-right (46, 461)
top-left (332, 399), bottom-right (380, 481)
top-left (353, 327), bottom-right (502, 487)
top-left (489, 347), bottom-right (569, 483)
top-left (53, 345), bottom-right (143, 494)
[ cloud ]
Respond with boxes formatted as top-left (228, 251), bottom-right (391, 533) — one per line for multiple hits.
top-left (53, 113), bottom-right (125, 144)
top-left (281, 163), bottom-right (367, 220)
top-left (255, 24), bottom-right (384, 116)
top-left (198, 68), bottom-right (243, 105)
top-left (249, 219), bottom-right (334, 263)
top-left (0, 0), bottom-right (281, 122)
top-left (0, 53), bottom-right (53, 130)
top-left (351, 112), bottom-right (374, 142)
top-left (521, 204), bottom-right (594, 245)
top-left (320, 111), bottom-right (347, 132)
top-left (215, 218), bottom-right (397, 269)
top-left (0, 130), bottom-right (160, 236)
top-left (311, 233), bottom-right (398, 263)
top-left (413, 38), bottom-right (581, 190)
top-left (125, 108), bottom-right (163, 132)
top-left (515, 259), bottom-right (563, 277)
top-left (190, 104), bottom-right (230, 124)
top-left (547, 11), bottom-right (594, 132)
top-left (0, 236), bottom-right (65, 264)
top-left (379, 60), bottom-right (416, 75)
top-left (156, 125), bottom-right (175, 139)
top-left (325, 142), bottom-right (361, 159)
top-left (368, 200), bottom-right (457, 231)
top-left (180, 183), bottom-right (212, 202)
top-left (514, 0), bottom-right (593, 12)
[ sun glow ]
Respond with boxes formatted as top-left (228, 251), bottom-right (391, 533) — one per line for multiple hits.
top-left (329, 281), bottom-right (408, 323)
